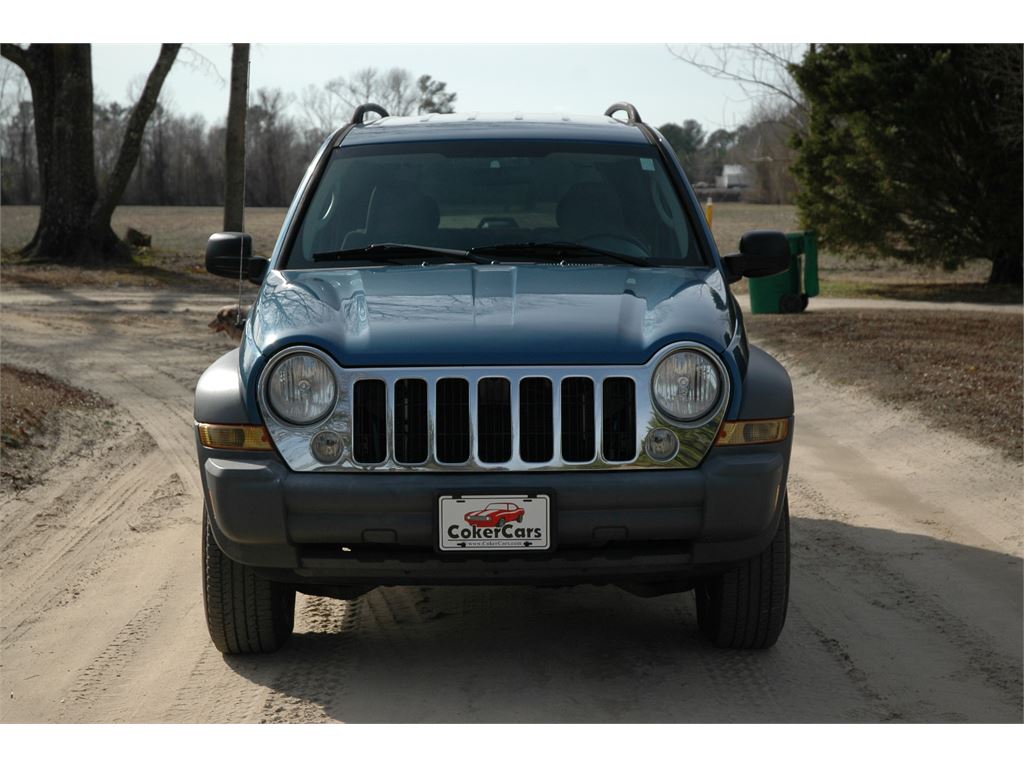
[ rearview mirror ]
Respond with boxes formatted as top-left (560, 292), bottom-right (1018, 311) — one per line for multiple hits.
top-left (206, 232), bottom-right (267, 284)
top-left (722, 230), bottom-right (791, 283)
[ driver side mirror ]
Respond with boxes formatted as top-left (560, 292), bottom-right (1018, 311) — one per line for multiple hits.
top-left (205, 232), bottom-right (269, 284)
top-left (722, 230), bottom-right (791, 284)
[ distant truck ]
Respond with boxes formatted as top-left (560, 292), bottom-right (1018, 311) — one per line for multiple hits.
top-left (195, 102), bottom-right (795, 653)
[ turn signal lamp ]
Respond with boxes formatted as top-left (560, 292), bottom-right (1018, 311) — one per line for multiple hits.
top-left (716, 419), bottom-right (789, 446)
top-left (197, 423), bottom-right (274, 451)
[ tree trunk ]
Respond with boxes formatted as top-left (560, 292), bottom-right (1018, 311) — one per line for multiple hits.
top-left (20, 44), bottom-right (99, 262)
top-left (17, 104), bottom-right (34, 203)
top-left (1, 42), bottom-right (179, 264)
top-left (988, 252), bottom-right (1023, 285)
top-left (223, 43), bottom-right (250, 232)
top-left (90, 43), bottom-right (180, 255)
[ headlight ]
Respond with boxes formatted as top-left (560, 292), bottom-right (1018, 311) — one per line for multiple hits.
top-left (652, 349), bottom-right (722, 421)
top-left (266, 352), bottom-right (337, 425)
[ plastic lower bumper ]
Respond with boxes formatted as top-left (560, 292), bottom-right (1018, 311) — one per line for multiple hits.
top-left (199, 437), bottom-right (790, 586)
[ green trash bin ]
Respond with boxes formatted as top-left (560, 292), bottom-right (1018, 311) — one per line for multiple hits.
top-left (747, 231), bottom-right (819, 314)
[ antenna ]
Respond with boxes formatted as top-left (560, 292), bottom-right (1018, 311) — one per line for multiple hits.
top-left (235, 55), bottom-right (251, 330)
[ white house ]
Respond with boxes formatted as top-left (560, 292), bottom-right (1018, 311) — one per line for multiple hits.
top-left (715, 164), bottom-right (752, 189)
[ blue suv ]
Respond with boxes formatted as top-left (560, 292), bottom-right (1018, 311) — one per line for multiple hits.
top-left (196, 102), bottom-right (794, 653)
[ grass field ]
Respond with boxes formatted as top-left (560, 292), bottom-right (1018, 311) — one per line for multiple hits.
top-left (1, 203), bottom-right (1017, 302)
top-left (1, 206), bottom-right (289, 291)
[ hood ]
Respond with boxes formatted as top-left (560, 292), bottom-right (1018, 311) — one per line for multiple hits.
top-left (249, 264), bottom-right (736, 367)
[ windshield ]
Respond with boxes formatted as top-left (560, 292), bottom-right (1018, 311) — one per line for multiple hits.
top-left (283, 140), bottom-right (705, 269)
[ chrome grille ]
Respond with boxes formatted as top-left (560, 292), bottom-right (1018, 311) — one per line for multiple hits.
top-left (351, 373), bottom-right (630, 466)
top-left (258, 342), bottom-right (731, 473)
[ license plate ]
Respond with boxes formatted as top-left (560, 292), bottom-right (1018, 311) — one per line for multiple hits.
top-left (438, 495), bottom-right (551, 552)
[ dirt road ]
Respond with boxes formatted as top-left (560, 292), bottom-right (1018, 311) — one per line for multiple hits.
top-left (1, 285), bottom-right (1020, 723)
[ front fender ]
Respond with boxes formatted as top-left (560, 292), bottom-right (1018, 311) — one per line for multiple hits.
top-left (737, 345), bottom-right (794, 419)
top-left (194, 348), bottom-right (259, 424)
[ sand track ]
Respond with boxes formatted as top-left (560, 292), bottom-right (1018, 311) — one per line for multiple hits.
top-left (1, 286), bottom-right (1020, 722)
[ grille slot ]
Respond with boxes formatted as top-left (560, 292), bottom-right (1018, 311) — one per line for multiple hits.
top-left (560, 377), bottom-right (595, 462)
top-left (519, 377), bottom-right (554, 462)
top-left (436, 378), bottom-right (470, 463)
top-left (477, 378), bottom-right (512, 463)
top-left (602, 377), bottom-right (636, 461)
top-left (394, 378), bottom-right (428, 463)
top-left (352, 379), bottom-right (387, 463)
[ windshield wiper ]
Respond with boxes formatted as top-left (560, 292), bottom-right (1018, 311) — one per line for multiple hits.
top-left (313, 243), bottom-right (492, 264)
top-left (467, 241), bottom-right (649, 267)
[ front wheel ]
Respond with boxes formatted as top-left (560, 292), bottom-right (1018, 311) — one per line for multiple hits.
top-left (695, 494), bottom-right (790, 649)
top-left (202, 505), bottom-right (296, 654)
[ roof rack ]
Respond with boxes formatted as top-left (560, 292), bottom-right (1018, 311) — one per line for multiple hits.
top-left (604, 102), bottom-right (643, 124)
top-left (350, 103), bottom-right (390, 125)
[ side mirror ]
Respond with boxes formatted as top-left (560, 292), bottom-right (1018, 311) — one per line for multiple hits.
top-left (248, 256), bottom-right (269, 283)
top-left (722, 230), bottom-right (791, 284)
top-left (206, 232), bottom-right (267, 284)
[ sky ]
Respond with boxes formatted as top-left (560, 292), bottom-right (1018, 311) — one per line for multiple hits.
top-left (89, 44), bottom-right (765, 133)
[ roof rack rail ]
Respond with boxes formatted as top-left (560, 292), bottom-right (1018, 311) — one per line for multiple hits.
top-left (351, 103), bottom-right (390, 125)
top-left (604, 102), bottom-right (642, 124)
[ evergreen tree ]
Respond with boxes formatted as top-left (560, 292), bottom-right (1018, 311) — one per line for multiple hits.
top-left (791, 44), bottom-right (1023, 284)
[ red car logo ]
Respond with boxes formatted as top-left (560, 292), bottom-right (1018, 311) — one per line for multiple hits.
top-left (464, 502), bottom-right (525, 528)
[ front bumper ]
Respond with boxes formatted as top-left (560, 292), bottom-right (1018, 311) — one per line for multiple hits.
top-left (198, 435), bottom-right (791, 586)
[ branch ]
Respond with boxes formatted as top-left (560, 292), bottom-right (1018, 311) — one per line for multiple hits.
top-left (93, 43), bottom-right (181, 225)
top-left (179, 45), bottom-right (226, 88)
top-left (667, 43), bottom-right (805, 113)
top-left (1, 43), bottom-right (33, 75)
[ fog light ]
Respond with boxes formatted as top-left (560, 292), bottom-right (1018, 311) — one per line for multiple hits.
top-left (310, 430), bottom-right (343, 463)
top-left (645, 428), bottom-right (679, 462)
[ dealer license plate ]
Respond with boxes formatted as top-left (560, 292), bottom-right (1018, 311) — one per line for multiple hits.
top-left (438, 495), bottom-right (551, 552)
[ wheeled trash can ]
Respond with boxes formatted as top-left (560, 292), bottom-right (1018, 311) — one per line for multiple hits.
top-left (748, 231), bottom-right (819, 313)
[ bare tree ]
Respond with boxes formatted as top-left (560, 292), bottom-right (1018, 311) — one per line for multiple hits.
top-left (380, 68), bottom-right (419, 116)
top-left (729, 102), bottom-right (800, 204)
top-left (94, 100), bottom-right (129, 191)
top-left (668, 44), bottom-right (807, 203)
top-left (0, 61), bottom-right (35, 203)
top-left (1, 43), bottom-right (181, 262)
top-left (300, 83), bottom-right (346, 135)
top-left (668, 44), bottom-right (808, 134)
top-left (0, 59), bottom-right (21, 125)
top-left (0, 58), bottom-right (460, 211)
top-left (322, 67), bottom-right (456, 118)
top-left (325, 67), bottom-right (379, 112)
top-left (246, 88), bottom-right (298, 206)
top-left (224, 43), bottom-right (249, 232)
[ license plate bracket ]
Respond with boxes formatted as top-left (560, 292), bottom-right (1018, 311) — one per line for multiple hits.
top-left (438, 494), bottom-right (551, 552)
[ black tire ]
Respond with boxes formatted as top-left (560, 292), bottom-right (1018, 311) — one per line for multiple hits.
top-left (202, 506), bottom-right (296, 654)
top-left (779, 294), bottom-right (804, 313)
top-left (695, 494), bottom-right (790, 649)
